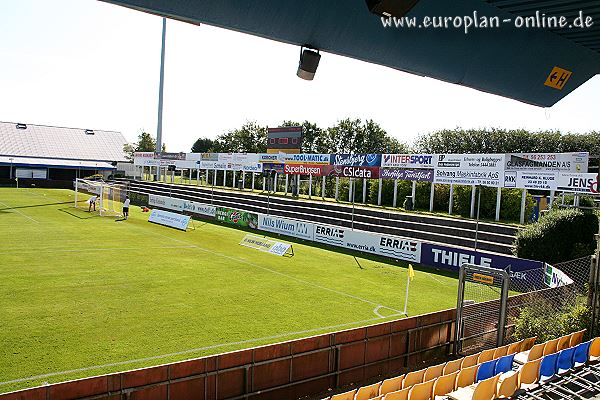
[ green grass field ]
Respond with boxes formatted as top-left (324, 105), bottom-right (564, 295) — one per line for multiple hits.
top-left (0, 188), bottom-right (459, 393)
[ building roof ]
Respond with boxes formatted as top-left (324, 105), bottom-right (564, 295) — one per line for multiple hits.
top-left (101, 0), bottom-right (600, 107)
top-left (0, 122), bottom-right (128, 162)
top-left (0, 156), bottom-right (115, 170)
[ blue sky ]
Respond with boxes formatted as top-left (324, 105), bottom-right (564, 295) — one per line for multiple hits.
top-left (0, 0), bottom-right (598, 152)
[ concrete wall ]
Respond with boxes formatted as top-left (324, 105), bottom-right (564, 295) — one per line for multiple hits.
top-left (1, 309), bottom-right (455, 400)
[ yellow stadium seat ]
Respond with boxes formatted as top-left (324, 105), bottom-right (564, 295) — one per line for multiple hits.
top-left (455, 364), bottom-right (479, 389)
top-left (380, 376), bottom-right (404, 396)
top-left (424, 363), bottom-right (445, 382)
top-left (477, 349), bottom-right (495, 364)
top-left (496, 371), bottom-right (519, 398)
top-left (569, 329), bottom-right (586, 347)
top-left (507, 340), bottom-right (523, 355)
top-left (402, 369), bottom-right (426, 389)
top-left (556, 335), bottom-right (571, 352)
top-left (590, 337), bottom-right (600, 361)
top-left (520, 336), bottom-right (537, 352)
top-left (447, 374), bottom-right (499, 400)
top-left (407, 378), bottom-right (435, 400)
top-left (493, 345), bottom-right (509, 359)
top-left (432, 371), bottom-right (458, 397)
top-left (443, 358), bottom-right (463, 375)
top-left (543, 338), bottom-right (560, 356)
top-left (518, 358), bottom-right (542, 391)
top-left (331, 389), bottom-right (356, 400)
top-left (514, 343), bottom-right (544, 364)
top-left (461, 353), bottom-right (480, 369)
top-left (384, 387), bottom-right (410, 400)
top-left (356, 383), bottom-right (382, 400)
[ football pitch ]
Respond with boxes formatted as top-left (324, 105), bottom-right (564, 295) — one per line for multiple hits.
top-left (0, 188), bottom-right (459, 393)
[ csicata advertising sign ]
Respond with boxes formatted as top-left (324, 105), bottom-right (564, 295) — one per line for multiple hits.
top-left (322, 165), bottom-right (380, 179)
top-left (381, 154), bottom-right (435, 169)
top-left (380, 168), bottom-right (434, 182)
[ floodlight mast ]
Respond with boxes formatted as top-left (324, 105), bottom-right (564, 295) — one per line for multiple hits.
top-left (155, 17), bottom-right (166, 181)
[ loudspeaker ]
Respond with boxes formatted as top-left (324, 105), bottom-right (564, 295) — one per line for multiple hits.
top-left (297, 48), bottom-right (321, 81)
top-left (365, 0), bottom-right (420, 17)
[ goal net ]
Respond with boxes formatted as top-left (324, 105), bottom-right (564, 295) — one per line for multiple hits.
top-left (74, 178), bottom-right (127, 217)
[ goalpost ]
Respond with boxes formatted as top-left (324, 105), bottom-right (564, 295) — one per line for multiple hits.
top-left (74, 178), bottom-right (127, 217)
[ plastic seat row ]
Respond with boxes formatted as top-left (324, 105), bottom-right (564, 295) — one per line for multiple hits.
top-left (513, 329), bottom-right (585, 365)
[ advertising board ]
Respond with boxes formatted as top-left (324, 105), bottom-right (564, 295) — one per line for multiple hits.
top-left (283, 164), bottom-right (326, 176)
top-left (330, 154), bottom-right (381, 167)
top-left (239, 234), bottom-right (292, 257)
top-left (284, 154), bottom-right (331, 165)
top-left (381, 154), bottom-right (435, 168)
top-left (506, 152), bottom-right (589, 172)
top-left (216, 207), bottom-right (258, 228)
top-left (322, 165), bottom-right (380, 179)
top-left (434, 169), bottom-right (504, 187)
top-left (258, 215), bottom-right (314, 240)
top-left (148, 209), bottom-right (190, 231)
top-left (380, 168), bottom-right (434, 181)
top-left (556, 173), bottom-right (599, 193)
top-left (435, 154), bottom-right (505, 170)
top-left (503, 171), bottom-right (558, 190)
top-left (148, 194), bottom-right (216, 217)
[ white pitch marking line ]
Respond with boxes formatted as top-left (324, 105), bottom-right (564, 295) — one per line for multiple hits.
top-left (0, 200), bottom-right (39, 223)
top-left (0, 245), bottom-right (196, 254)
top-left (0, 316), bottom-right (387, 386)
top-left (142, 227), bottom-right (404, 316)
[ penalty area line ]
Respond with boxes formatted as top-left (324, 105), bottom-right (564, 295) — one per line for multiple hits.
top-left (0, 316), bottom-right (387, 386)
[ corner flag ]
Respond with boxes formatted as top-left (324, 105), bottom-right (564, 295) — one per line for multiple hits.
top-left (408, 264), bottom-right (415, 281)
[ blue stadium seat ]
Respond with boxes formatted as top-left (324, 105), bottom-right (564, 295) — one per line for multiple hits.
top-left (557, 347), bottom-right (576, 374)
top-left (475, 359), bottom-right (497, 382)
top-left (539, 353), bottom-right (559, 383)
top-left (494, 353), bottom-right (515, 375)
top-left (573, 340), bottom-right (592, 367)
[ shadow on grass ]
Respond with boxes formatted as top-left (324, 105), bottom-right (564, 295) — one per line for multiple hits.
top-left (58, 208), bottom-right (100, 220)
top-left (0, 201), bottom-right (73, 212)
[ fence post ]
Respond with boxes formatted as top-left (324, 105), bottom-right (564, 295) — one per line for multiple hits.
top-left (590, 234), bottom-right (600, 336)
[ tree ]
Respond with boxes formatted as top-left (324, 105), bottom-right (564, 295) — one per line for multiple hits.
top-left (191, 137), bottom-right (217, 153)
top-left (215, 121), bottom-right (268, 153)
top-left (123, 131), bottom-right (157, 160)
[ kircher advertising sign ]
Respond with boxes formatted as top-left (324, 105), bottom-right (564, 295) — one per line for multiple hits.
top-left (380, 168), bottom-right (434, 182)
top-left (330, 154), bottom-right (382, 167)
top-left (381, 154), bottom-right (435, 169)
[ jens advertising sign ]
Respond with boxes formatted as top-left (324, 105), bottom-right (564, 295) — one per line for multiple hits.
top-left (557, 173), bottom-right (599, 194)
top-left (330, 154), bottom-right (381, 167)
top-left (380, 169), bottom-right (434, 182)
top-left (258, 215), bottom-right (314, 241)
top-left (381, 154), bottom-right (435, 168)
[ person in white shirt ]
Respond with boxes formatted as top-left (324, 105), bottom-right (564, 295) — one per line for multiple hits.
top-left (88, 195), bottom-right (98, 212)
top-left (123, 196), bottom-right (131, 220)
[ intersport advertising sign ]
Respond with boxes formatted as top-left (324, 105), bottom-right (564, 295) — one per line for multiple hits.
top-left (330, 154), bottom-right (381, 167)
top-left (381, 154), bottom-right (435, 168)
top-left (380, 168), bottom-right (434, 182)
top-left (313, 223), bottom-right (421, 263)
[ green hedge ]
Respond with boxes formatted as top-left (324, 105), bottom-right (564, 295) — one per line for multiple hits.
top-left (513, 208), bottom-right (599, 264)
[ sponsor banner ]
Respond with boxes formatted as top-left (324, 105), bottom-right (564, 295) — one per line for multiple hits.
top-left (148, 194), bottom-right (216, 217)
top-left (380, 168), bottom-right (434, 182)
top-left (148, 209), bottom-right (190, 231)
top-left (216, 207), bottom-right (258, 228)
top-left (185, 153), bottom-right (202, 162)
top-left (382, 154), bottom-right (435, 168)
top-left (420, 243), bottom-right (543, 280)
top-left (239, 234), bottom-right (292, 257)
top-left (285, 154), bottom-right (331, 165)
top-left (313, 224), bottom-right (421, 263)
top-left (322, 165), bottom-right (380, 179)
top-left (435, 154), bottom-right (505, 171)
top-left (133, 152), bottom-right (159, 166)
top-left (330, 154), bottom-right (382, 167)
top-left (259, 153), bottom-right (286, 163)
top-left (284, 164), bottom-right (326, 176)
top-left (258, 215), bottom-right (314, 240)
top-left (434, 169), bottom-right (504, 187)
top-left (263, 162), bottom-right (285, 173)
top-left (506, 152), bottom-right (589, 172)
top-left (557, 173), bottom-right (599, 193)
top-left (503, 171), bottom-right (558, 190)
top-left (158, 152), bottom-right (186, 161)
top-left (544, 264), bottom-right (575, 288)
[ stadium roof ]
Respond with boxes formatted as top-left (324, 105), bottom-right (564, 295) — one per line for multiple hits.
top-left (101, 0), bottom-right (600, 107)
top-left (0, 156), bottom-right (115, 170)
top-left (0, 122), bottom-right (128, 163)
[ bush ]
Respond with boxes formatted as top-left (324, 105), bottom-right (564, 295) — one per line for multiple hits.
top-left (513, 297), bottom-right (591, 343)
top-left (514, 208), bottom-right (599, 264)
top-left (500, 188), bottom-right (535, 222)
top-left (559, 194), bottom-right (596, 208)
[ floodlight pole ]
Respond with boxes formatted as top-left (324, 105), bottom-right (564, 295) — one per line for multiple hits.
top-left (9, 158), bottom-right (13, 182)
top-left (474, 185), bottom-right (481, 251)
top-left (155, 17), bottom-right (167, 181)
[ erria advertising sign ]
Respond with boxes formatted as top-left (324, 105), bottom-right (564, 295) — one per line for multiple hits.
top-left (330, 154), bottom-right (381, 167)
top-left (258, 215), bottom-right (314, 241)
top-left (380, 168), bottom-right (434, 182)
top-left (381, 154), bottom-right (434, 168)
